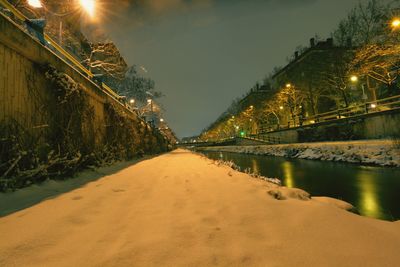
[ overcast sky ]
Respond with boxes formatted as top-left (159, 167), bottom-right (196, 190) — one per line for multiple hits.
top-left (98, 0), bottom-right (368, 138)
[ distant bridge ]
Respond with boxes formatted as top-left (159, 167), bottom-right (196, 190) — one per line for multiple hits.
top-left (178, 137), bottom-right (276, 148)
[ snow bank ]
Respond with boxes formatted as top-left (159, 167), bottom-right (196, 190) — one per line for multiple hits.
top-left (197, 140), bottom-right (400, 167)
top-left (312, 197), bottom-right (356, 212)
top-left (1, 149), bottom-right (399, 266)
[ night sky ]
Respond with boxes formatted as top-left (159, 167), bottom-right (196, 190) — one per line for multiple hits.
top-left (97, 0), bottom-right (370, 138)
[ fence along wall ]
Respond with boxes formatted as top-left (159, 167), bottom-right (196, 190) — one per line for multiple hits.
top-left (260, 108), bottom-right (400, 144)
top-left (0, 32), bottom-right (107, 148)
top-left (0, 13), bottom-right (168, 188)
top-left (0, 12), bottom-right (111, 137)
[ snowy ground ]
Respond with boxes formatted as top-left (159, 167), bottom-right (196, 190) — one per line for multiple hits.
top-left (1, 149), bottom-right (400, 267)
top-left (197, 140), bottom-right (400, 167)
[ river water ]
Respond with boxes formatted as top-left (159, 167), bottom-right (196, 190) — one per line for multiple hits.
top-left (201, 151), bottom-right (400, 221)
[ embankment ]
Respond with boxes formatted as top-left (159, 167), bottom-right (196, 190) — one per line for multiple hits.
top-left (0, 13), bottom-right (171, 190)
top-left (196, 140), bottom-right (400, 167)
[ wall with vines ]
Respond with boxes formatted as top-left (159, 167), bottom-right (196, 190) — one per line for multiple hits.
top-left (0, 63), bottom-right (170, 191)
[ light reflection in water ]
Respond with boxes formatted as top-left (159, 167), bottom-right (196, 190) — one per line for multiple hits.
top-left (201, 151), bottom-right (400, 220)
top-left (282, 161), bottom-right (295, 188)
top-left (357, 172), bottom-right (382, 219)
top-left (252, 159), bottom-right (260, 175)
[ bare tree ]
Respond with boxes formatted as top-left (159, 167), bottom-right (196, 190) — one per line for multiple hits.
top-left (118, 66), bottom-right (162, 103)
top-left (351, 44), bottom-right (400, 88)
top-left (332, 0), bottom-right (389, 46)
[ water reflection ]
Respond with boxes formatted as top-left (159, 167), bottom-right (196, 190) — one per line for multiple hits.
top-left (282, 161), bottom-right (295, 188)
top-left (252, 159), bottom-right (260, 175)
top-left (357, 172), bottom-right (382, 219)
top-left (201, 151), bottom-right (400, 220)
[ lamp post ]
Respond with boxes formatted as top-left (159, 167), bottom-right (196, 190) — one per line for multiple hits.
top-left (147, 99), bottom-right (153, 112)
top-left (129, 99), bottom-right (135, 110)
top-left (350, 75), bottom-right (370, 113)
top-left (350, 75), bottom-right (367, 100)
top-left (146, 99), bottom-right (155, 126)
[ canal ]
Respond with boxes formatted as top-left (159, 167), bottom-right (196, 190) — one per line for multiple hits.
top-left (201, 151), bottom-right (400, 221)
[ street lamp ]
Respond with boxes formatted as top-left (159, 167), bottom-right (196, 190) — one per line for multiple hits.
top-left (27, 0), bottom-right (42, 8)
top-left (79, 0), bottom-right (96, 17)
top-left (350, 74), bottom-right (369, 106)
top-left (160, 118), bottom-right (164, 122)
top-left (27, 0), bottom-right (96, 16)
top-left (391, 18), bottom-right (400, 29)
top-left (129, 99), bottom-right (135, 105)
top-left (350, 75), bottom-right (358, 83)
top-left (286, 83), bottom-right (292, 88)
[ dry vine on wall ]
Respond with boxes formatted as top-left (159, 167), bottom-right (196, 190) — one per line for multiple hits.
top-left (0, 65), bottom-right (96, 190)
top-left (0, 65), bottom-right (169, 192)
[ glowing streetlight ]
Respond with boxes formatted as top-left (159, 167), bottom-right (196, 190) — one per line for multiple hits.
top-left (129, 99), bottom-right (135, 104)
top-left (160, 118), bottom-right (164, 122)
top-left (350, 75), bottom-right (358, 83)
top-left (28, 0), bottom-right (95, 17)
top-left (286, 83), bottom-right (292, 88)
top-left (279, 106), bottom-right (284, 110)
top-left (391, 18), bottom-right (400, 29)
top-left (231, 116), bottom-right (235, 119)
top-left (27, 0), bottom-right (43, 8)
top-left (80, 0), bottom-right (95, 17)
top-left (370, 103), bottom-right (377, 109)
top-left (147, 99), bottom-right (152, 104)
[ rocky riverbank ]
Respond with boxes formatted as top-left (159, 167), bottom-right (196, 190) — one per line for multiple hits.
top-left (196, 140), bottom-right (400, 167)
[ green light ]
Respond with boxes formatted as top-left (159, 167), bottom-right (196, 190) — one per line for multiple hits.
top-left (240, 131), bottom-right (245, 137)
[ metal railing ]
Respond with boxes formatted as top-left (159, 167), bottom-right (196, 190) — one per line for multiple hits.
top-left (258, 94), bottom-right (400, 133)
top-left (0, 0), bottom-right (121, 101)
top-left (247, 135), bottom-right (281, 144)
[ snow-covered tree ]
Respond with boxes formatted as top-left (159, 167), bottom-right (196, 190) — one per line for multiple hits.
top-left (117, 66), bottom-right (162, 103)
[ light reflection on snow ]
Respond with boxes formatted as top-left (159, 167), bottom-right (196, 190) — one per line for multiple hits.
top-left (282, 161), bottom-right (294, 188)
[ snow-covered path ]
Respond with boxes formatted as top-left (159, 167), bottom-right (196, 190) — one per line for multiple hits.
top-left (1, 149), bottom-right (400, 267)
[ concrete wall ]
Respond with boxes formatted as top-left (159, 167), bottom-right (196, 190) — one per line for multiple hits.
top-left (0, 13), bottom-right (167, 156)
top-left (353, 109), bottom-right (400, 139)
top-left (261, 109), bottom-right (400, 144)
top-left (0, 13), bottom-right (106, 144)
